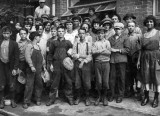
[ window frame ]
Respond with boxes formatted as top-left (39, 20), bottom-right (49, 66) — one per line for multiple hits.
top-left (155, 0), bottom-right (160, 16)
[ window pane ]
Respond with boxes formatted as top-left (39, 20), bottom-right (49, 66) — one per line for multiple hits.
top-left (158, 0), bottom-right (160, 12)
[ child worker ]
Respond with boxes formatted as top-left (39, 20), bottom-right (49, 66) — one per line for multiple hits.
top-left (92, 27), bottom-right (111, 106)
top-left (23, 31), bottom-right (46, 109)
top-left (0, 26), bottom-right (19, 109)
top-left (72, 27), bottom-right (92, 106)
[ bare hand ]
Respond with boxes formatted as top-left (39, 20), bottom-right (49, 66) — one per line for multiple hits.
top-left (111, 48), bottom-right (119, 53)
top-left (12, 69), bottom-right (17, 76)
top-left (79, 61), bottom-right (84, 68)
top-left (50, 64), bottom-right (54, 72)
top-left (79, 55), bottom-right (87, 59)
top-left (137, 61), bottom-right (140, 69)
top-left (31, 67), bottom-right (36, 72)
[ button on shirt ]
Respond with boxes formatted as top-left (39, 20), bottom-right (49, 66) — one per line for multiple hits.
top-left (35, 5), bottom-right (50, 18)
top-left (0, 39), bottom-right (9, 63)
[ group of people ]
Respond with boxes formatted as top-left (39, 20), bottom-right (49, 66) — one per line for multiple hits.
top-left (0, 0), bottom-right (160, 110)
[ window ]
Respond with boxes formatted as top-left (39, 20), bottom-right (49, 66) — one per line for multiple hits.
top-left (154, 0), bottom-right (160, 16)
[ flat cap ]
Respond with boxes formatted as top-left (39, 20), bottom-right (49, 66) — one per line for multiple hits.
top-left (114, 22), bottom-right (124, 29)
top-left (41, 14), bottom-right (49, 19)
top-left (39, 0), bottom-right (45, 2)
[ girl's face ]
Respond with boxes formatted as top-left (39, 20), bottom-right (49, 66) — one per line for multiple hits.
top-left (103, 23), bottom-right (111, 31)
top-left (82, 24), bottom-right (89, 32)
top-left (15, 23), bottom-right (21, 30)
top-left (93, 23), bottom-right (100, 29)
top-left (146, 19), bottom-right (154, 29)
top-left (51, 29), bottom-right (57, 37)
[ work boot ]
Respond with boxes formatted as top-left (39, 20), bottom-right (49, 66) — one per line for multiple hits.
top-left (141, 90), bottom-right (149, 106)
top-left (94, 96), bottom-right (101, 106)
top-left (11, 100), bottom-right (17, 108)
top-left (103, 96), bottom-right (108, 106)
top-left (85, 97), bottom-right (91, 106)
top-left (22, 103), bottom-right (29, 109)
top-left (152, 92), bottom-right (159, 108)
top-left (0, 99), bottom-right (4, 109)
top-left (68, 98), bottom-right (74, 105)
top-left (116, 97), bottom-right (123, 103)
top-left (74, 97), bottom-right (80, 105)
top-left (46, 99), bottom-right (55, 106)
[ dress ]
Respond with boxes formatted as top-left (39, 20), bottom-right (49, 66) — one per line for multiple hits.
top-left (140, 29), bottom-right (160, 85)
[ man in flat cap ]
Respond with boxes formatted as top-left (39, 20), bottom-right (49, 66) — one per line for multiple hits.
top-left (34, 0), bottom-right (50, 19)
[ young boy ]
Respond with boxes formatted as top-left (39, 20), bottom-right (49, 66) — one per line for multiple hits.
top-left (92, 27), bottom-right (111, 106)
top-left (23, 31), bottom-right (46, 109)
top-left (72, 28), bottom-right (92, 106)
top-left (46, 26), bottom-right (74, 106)
top-left (0, 26), bottom-right (19, 109)
top-left (108, 22), bottom-right (129, 103)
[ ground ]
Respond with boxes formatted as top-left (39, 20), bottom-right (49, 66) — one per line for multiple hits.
top-left (0, 94), bottom-right (160, 116)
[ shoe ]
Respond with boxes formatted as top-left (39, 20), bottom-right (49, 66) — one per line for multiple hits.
top-left (74, 98), bottom-right (80, 105)
top-left (94, 97), bottom-right (100, 106)
top-left (108, 96), bottom-right (114, 102)
top-left (36, 101), bottom-right (41, 106)
top-left (0, 100), bottom-right (4, 109)
top-left (116, 97), bottom-right (122, 103)
top-left (85, 97), bottom-right (91, 106)
top-left (103, 97), bottom-right (108, 106)
top-left (152, 92), bottom-right (159, 108)
top-left (11, 100), bottom-right (17, 108)
top-left (68, 98), bottom-right (74, 105)
top-left (141, 90), bottom-right (149, 106)
top-left (46, 99), bottom-right (55, 106)
top-left (23, 103), bottom-right (29, 109)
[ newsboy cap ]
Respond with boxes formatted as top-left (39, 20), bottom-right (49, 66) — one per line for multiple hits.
top-left (114, 22), bottom-right (124, 29)
top-left (39, 0), bottom-right (45, 2)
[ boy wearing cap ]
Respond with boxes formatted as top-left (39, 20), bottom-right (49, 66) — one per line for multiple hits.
top-left (92, 28), bottom-right (111, 106)
top-left (23, 31), bottom-right (46, 109)
top-left (34, 0), bottom-right (50, 19)
top-left (47, 26), bottom-right (74, 106)
top-left (0, 26), bottom-right (19, 109)
top-left (72, 28), bottom-right (92, 106)
top-left (108, 22), bottom-right (130, 103)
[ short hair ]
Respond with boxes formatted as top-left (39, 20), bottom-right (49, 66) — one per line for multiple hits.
top-left (65, 20), bottom-right (73, 28)
top-left (143, 15), bottom-right (157, 27)
top-left (80, 23), bottom-right (91, 30)
top-left (72, 16), bottom-right (81, 22)
top-left (127, 21), bottom-right (137, 27)
top-left (51, 26), bottom-right (57, 30)
top-left (2, 26), bottom-right (12, 33)
top-left (35, 24), bottom-right (44, 31)
top-left (112, 14), bottom-right (121, 22)
top-left (29, 31), bottom-right (40, 41)
top-left (19, 28), bottom-right (28, 34)
top-left (78, 27), bottom-right (86, 33)
top-left (89, 7), bottom-right (95, 12)
top-left (57, 25), bottom-right (65, 31)
top-left (92, 19), bottom-right (100, 27)
top-left (43, 21), bottom-right (51, 27)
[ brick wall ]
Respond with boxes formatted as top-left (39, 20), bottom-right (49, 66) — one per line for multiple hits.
top-left (55, 0), bottom-right (67, 17)
top-left (116, 0), bottom-right (153, 31)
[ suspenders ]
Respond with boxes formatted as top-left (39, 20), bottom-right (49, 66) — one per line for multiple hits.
top-left (77, 43), bottom-right (88, 55)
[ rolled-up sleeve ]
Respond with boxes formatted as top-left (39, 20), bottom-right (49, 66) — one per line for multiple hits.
top-left (25, 44), bottom-right (33, 68)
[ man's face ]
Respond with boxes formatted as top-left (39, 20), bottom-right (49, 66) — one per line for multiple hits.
top-left (98, 31), bottom-right (105, 40)
top-left (66, 22), bottom-right (73, 31)
top-left (38, 26), bottom-right (44, 35)
top-left (126, 17), bottom-right (134, 23)
top-left (128, 22), bottom-right (135, 33)
top-left (78, 29), bottom-right (86, 40)
top-left (39, 2), bottom-right (45, 8)
top-left (45, 23), bottom-right (51, 31)
top-left (57, 28), bottom-right (65, 38)
top-left (3, 31), bottom-right (12, 40)
top-left (73, 19), bottom-right (80, 28)
top-left (51, 29), bottom-right (57, 37)
top-left (19, 30), bottom-right (27, 40)
top-left (114, 27), bottom-right (123, 35)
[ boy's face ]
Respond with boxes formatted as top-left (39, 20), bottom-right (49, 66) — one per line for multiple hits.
top-left (57, 28), bottom-right (65, 38)
top-left (66, 22), bottom-right (73, 30)
top-left (114, 27), bottom-right (123, 35)
top-left (38, 26), bottom-right (44, 35)
top-left (112, 16), bottom-right (119, 23)
top-left (93, 23), bottom-right (100, 29)
top-left (19, 30), bottom-right (27, 40)
top-left (3, 31), bottom-right (12, 40)
top-left (128, 22), bottom-right (135, 33)
top-left (25, 25), bottom-right (31, 31)
top-left (98, 31), bottom-right (105, 40)
top-left (89, 10), bottom-right (94, 16)
top-left (78, 29), bottom-right (86, 40)
top-left (73, 19), bottom-right (80, 28)
top-left (51, 29), bottom-right (57, 37)
top-left (45, 23), bottom-right (51, 31)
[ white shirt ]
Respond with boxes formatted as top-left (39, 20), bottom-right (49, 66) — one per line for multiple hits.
top-left (35, 5), bottom-right (50, 18)
top-left (64, 30), bottom-right (78, 44)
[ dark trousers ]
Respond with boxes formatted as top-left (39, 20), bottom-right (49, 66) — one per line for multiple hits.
top-left (95, 61), bottom-right (110, 91)
top-left (24, 68), bottom-right (43, 104)
top-left (110, 63), bottom-right (126, 97)
top-left (74, 61), bottom-right (91, 96)
top-left (49, 60), bottom-right (73, 100)
top-left (0, 60), bottom-right (16, 101)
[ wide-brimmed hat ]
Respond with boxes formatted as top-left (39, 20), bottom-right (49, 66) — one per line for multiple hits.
top-left (123, 13), bottom-right (136, 21)
top-left (63, 57), bottom-right (74, 70)
top-left (102, 17), bottom-right (112, 25)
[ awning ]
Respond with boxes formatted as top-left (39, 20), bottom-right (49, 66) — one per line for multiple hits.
top-left (62, 0), bottom-right (116, 17)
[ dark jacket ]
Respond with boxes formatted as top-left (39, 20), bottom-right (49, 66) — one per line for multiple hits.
top-left (108, 34), bottom-right (129, 63)
top-left (0, 39), bottom-right (19, 70)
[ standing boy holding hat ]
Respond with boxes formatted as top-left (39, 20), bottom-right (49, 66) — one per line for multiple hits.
top-left (34, 0), bottom-right (50, 19)
top-left (108, 22), bottom-right (130, 103)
